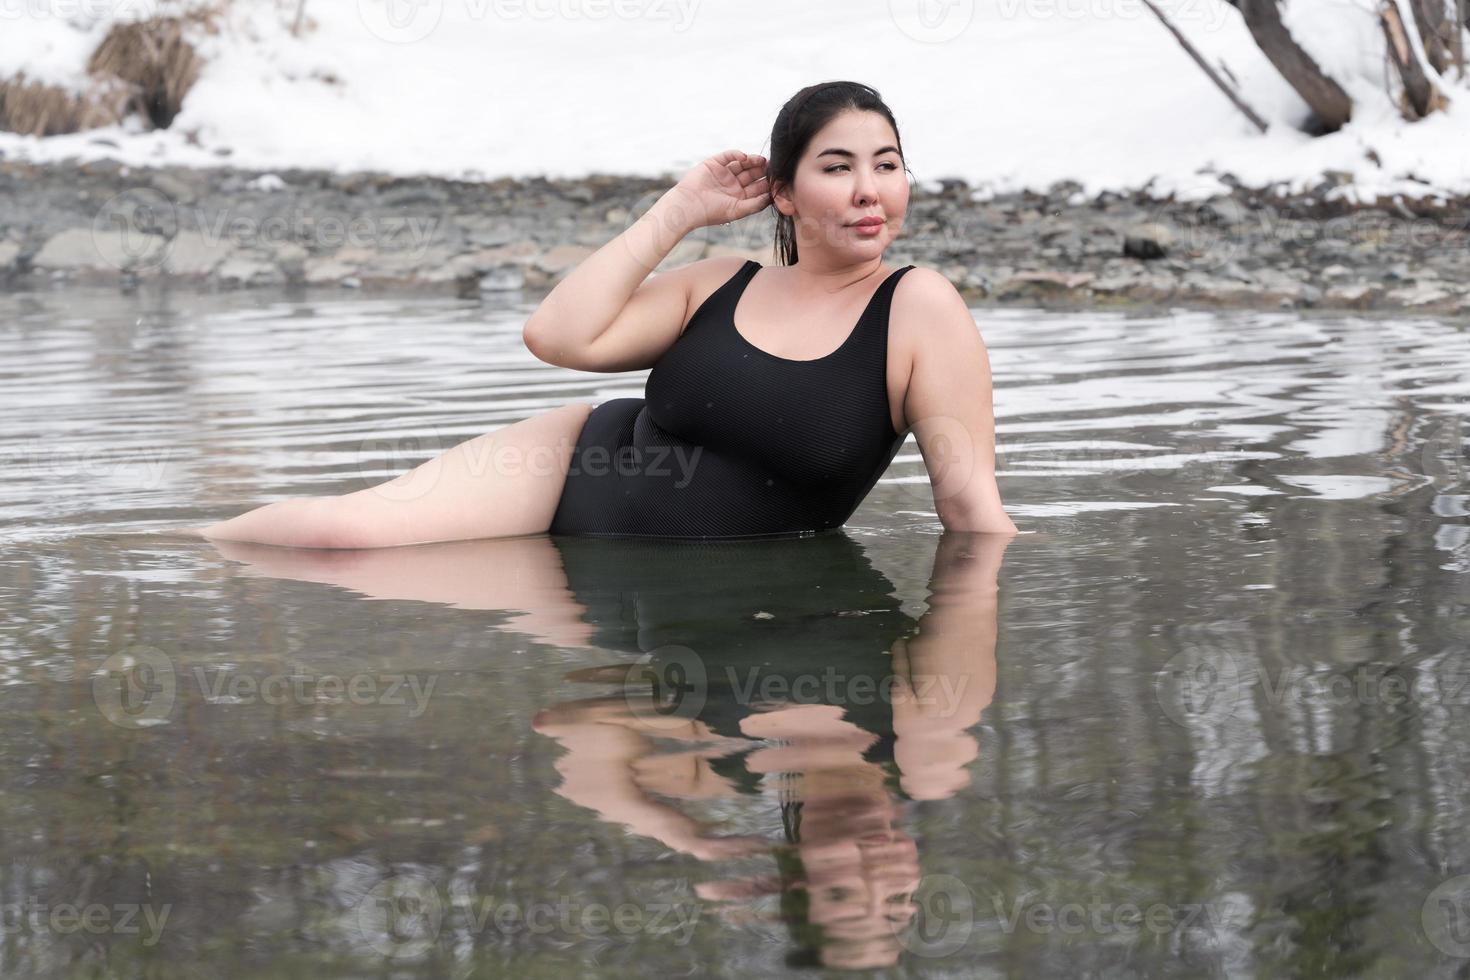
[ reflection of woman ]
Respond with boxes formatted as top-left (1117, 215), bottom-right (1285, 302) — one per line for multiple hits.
top-left (193, 80), bottom-right (1015, 548)
top-left (547, 530), bottom-right (920, 777)
top-left (200, 525), bottom-right (1008, 968)
top-left (533, 531), bottom-right (1008, 968)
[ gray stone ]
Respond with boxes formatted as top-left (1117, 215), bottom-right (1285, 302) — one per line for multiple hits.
top-left (304, 257), bottom-right (357, 284)
top-left (1386, 283), bottom-right (1453, 306)
top-left (163, 231), bottom-right (235, 276)
top-left (420, 250), bottom-right (496, 283)
top-left (1212, 261), bottom-right (1253, 282)
top-left (216, 255), bottom-right (284, 287)
top-left (468, 239), bottom-right (539, 264)
top-left (1324, 283), bottom-right (1379, 308)
top-left (465, 224), bottom-right (517, 248)
top-left (1124, 275), bottom-right (1178, 302)
top-left (1195, 197), bottom-right (1249, 225)
top-left (1179, 273), bottom-right (1260, 304)
top-left (33, 228), bottom-right (167, 272)
top-left (996, 270), bottom-right (1096, 297)
top-left (1087, 274), bottom-right (1143, 296)
top-left (478, 265), bottom-right (526, 292)
top-left (1312, 240), bottom-right (1355, 262)
top-left (273, 242), bottom-right (309, 278)
top-left (148, 171), bottom-right (198, 205)
top-left (534, 244), bottom-right (594, 276)
top-left (347, 246), bottom-right (435, 275)
top-left (1252, 270), bottom-right (1318, 303)
top-left (1123, 223), bottom-right (1172, 260)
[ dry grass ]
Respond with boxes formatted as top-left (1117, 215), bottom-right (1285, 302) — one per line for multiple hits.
top-left (87, 16), bottom-right (205, 129)
top-left (0, 73), bottom-right (136, 137)
top-left (1, 5), bottom-right (223, 136)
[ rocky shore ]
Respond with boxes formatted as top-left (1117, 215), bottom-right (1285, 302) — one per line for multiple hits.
top-left (0, 156), bottom-right (1467, 317)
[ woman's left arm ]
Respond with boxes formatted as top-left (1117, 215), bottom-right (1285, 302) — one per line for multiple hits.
top-left (898, 270), bottom-right (1018, 534)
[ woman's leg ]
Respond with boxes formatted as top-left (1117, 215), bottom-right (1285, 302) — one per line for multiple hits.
top-left (198, 402), bottom-right (595, 549)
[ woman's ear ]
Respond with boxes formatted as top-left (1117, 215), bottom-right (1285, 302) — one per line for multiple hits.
top-left (770, 178), bottom-right (794, 217)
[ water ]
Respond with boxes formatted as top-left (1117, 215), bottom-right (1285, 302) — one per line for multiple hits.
top-left (1, 283), bottom-right (1468, 978)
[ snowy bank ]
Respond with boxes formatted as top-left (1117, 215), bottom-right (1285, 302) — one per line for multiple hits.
top-left (0, 0), bottom-right (1468, 206)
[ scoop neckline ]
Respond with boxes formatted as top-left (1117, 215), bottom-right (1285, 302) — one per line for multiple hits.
top-left (728, 260), bottom-right (911, 364)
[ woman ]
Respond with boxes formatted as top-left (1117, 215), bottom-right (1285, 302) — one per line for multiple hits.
top-left (198, 81), bottom-right (1016, 547)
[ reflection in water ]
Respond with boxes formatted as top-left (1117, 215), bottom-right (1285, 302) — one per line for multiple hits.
top-left (532, 531), bottom-right (1005, 969)
top-left (5, 285), bottom-right (1470, 976)
top-left (208, 527), bottom-right (1005, 969)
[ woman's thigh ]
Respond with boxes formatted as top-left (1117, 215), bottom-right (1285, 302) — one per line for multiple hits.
top-left (321, 402), bottom-right (594, 548)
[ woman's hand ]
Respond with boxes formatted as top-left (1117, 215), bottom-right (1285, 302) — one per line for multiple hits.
top-left (660, 150), bottom-right (772, 231)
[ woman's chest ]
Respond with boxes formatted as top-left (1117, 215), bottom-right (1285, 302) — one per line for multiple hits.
top-left (643, 326), bottom-right (907, 484)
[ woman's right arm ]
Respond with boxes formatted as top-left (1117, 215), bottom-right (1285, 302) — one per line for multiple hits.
top-left (522, 150), bottom-right (770, 373)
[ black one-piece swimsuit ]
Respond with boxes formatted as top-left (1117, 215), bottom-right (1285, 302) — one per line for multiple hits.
top-left (547, 260), bottom-right (916, 539)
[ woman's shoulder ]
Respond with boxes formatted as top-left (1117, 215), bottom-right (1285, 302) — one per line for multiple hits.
top-left (680, 253), bottom-right (758, 307)
top-left (891, 262), bottom-right (957, 295)
top-left (889, 264), bottom-right (973, 333)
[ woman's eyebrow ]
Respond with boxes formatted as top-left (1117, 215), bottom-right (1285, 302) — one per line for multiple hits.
top-left (815, 146), bottom-right (902, 159)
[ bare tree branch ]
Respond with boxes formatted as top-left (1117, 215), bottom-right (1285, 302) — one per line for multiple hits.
top-left (1453, 0), bottom-right (1466, 77)
top-left (1142, 0), bottom-right (1269, 133)
top-left (1382, 0), bottom-right (1452, 118)
top-left (1234, 0), bottom-right (1354, 133)
top-left (1409, 0), bottom-right (1452, 72)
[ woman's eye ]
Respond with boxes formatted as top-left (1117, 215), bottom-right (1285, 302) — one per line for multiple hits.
top-left (825, 162), bottom-right (900, 173)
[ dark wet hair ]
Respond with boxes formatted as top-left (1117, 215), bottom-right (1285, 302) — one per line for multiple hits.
top-left (766, 81), bottom-right (912, 266)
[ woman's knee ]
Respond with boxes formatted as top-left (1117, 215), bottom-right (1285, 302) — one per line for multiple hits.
top-left (297, 496), bottom-right (390, 550)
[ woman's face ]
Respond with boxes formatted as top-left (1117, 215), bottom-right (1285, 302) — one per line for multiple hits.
top-left (774, 109), bottom-right (909, 264)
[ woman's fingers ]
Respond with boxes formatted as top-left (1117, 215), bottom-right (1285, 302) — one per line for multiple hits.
top-left (697, 150), bottom-right (769, 224)
top-left (730, 192), bottom-right (770, 221)
top-left (734, 167), bottom-right (767, 191)
top-left (718, 151), bottom-right (765, 177)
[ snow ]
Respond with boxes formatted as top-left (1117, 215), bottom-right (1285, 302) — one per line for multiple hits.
top-left (0, 0), bottom-right (1467, 203)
